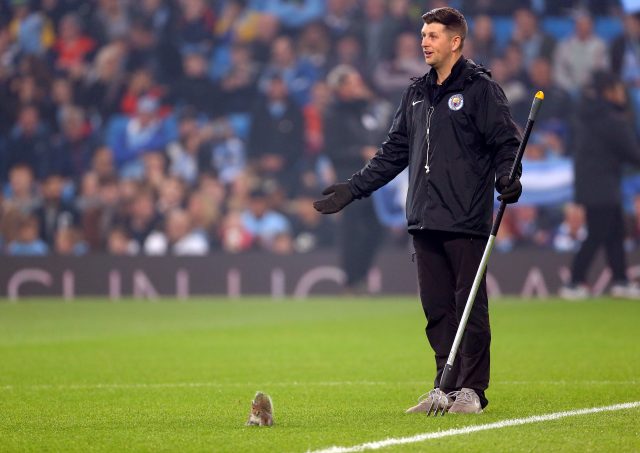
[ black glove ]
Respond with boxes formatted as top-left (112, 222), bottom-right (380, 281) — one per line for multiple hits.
top-left (313, 183), bottom-right (355, 214)
top-left (496, 175), bottom-right (522, 204)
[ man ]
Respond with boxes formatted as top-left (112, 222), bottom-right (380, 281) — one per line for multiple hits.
top-left (313, 7), bottom-right (522, 414)
top-left (323, 64), bottom-right (392, 293)
top-left (553, 10), bottom-right (609, 96)
top-left (560, 71), bottom-right (640, 300)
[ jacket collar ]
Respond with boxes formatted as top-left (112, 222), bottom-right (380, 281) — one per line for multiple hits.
top-left (412, 57), bottom-right (490, 96)
top-left (427, 55), bottom-right (466, 89)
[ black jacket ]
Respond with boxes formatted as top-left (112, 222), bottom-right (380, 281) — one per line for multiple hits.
top-left (573, 96), bottom-right (640, 206)
top-left (348, 57), bottom-right (521, 237)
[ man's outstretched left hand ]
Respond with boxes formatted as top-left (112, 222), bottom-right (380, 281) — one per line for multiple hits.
top-left (496, 176), bottom-right (522, 204)
top-left (313, 183), bottom-right (355, 214)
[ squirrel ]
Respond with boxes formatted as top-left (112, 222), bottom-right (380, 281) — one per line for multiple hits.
top-left (246, 392), bottom-right (274, 427)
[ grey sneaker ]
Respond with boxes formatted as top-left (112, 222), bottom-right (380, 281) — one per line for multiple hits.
top-left (405, 388), bottom-right (452, 413)
top-left (610, 282), bottom-right (640, 299)
top-left (447, 388), bottom-right (483, 414)
top-left (559, 284), bottom-right (590, 300)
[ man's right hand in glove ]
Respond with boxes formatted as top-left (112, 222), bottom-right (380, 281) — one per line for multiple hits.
top-left (313, 183), bottom-right (355, 214)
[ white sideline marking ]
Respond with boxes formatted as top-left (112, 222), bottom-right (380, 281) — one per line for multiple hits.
top-left (308, 401), bottom-right (640, 453)
top-left (1, 380), bottom-right (639, 392)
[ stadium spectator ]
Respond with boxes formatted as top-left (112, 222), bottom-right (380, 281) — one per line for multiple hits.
top-left (3, 104), bottom-right (55, 182)
top-left (8, 0), bottom-right (55, 56)
top-left (33, 173), bottom-right (78, 247)
top-left (381, 0), bottom-right (415, 61)
top-left (186, 189), bottom-right (220, 249)
top-left (166, 109), bottom-right (207, 186)
top-left (106, 225), bottom-right (139, 255)
top-left (328, 34), bottom-right (367, 73)
top-left (553, 202), bottom-right (587, 252)
top-left (258, 35), bottom-right (319, 107)
top-left (106, 95), bottom-right (176, 175)
top-left (323, 0), bottom-right (357, 39)
top-left (156, 175), bottom-right (186, 215)
top-left (210, 131), bottom-right (247, 186)
top-left (526, 57), bottom-right (573, 129)
top-left (51, 105), bottom-right (98, 180)
top-left (248, 75), bottom-right (305, 194)
top-left (91, 0), bottom-right (130, 44)
top-left (219, 209), bottom-right (253, 253)
top-left (144, 208), bottom-right (209, 255)
top-left (373, 31), bottom-right (427, 102)
top-left (217, 43), bottom-right (259, 114)
top-left (172, 49), bottom-right (220, 116)
top-left (80, 175), bottom-right (121, 251)
top-left (355, 0), bottom-right (388, 69)
top-left (510, 205), bottom-right (551, 248)
top-left (125, 18), bottom-right (180, 83)
top-left (611, 12), bottom-right (640, 134)
top-left (249, 13), bottom-right (281, 66)
top-left (125, 187), bottom-right (162, 250)
top-left (322, 64), bottom-right (386, 292)
top-left (52, 13), bottom-right (96, 74)
top-left (91, 146), bottom-right (116, 181)
top-left (302, 81), bottom-right (331, 160)
top-left (289, 190), bottom-right (336, 252)
top-left (553, 10), bottom-right (610, 95)
top-left (141, 151), bottom-right (168, 192)
top-left (509, 7), bottom-right (557, 69)
top-left (54, 225), bottom-right (88, 255)
top-left (80, 42), bottom-right (127, 122)
top-left (297, 21), bottom-right (332, 74)
top-left (130, 0), bottom-right (173, 39)
top-left (487, 56), bottom-right (529, 125)
top-left (468, 14), bottom-right (497, 66)
top-left (611, 12), bottom-right (640, 78)
top-left (7, 214), bottom-right (48, 256)
top-left (175, 0), bottom-right (216, 56)
top-left (561, 71), bottom-right (640, 299)
top-left (241, 188), bottom-right (291, 252)
top-left (3, 164), bottom-right (40, 214)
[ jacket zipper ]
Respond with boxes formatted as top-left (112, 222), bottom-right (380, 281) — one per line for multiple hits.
top-left (424, 106), bottom-right (434, 174)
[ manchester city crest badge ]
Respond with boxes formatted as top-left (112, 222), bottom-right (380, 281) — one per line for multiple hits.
top-left (448, 94), bottom-right (464, 111)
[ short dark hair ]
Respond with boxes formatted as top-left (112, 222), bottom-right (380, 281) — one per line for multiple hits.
top-left (422, 7), bottom-right (468, 48)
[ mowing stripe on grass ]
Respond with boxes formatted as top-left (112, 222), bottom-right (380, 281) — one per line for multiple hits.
top-left (308, 401), bottom-right (640, 453)
top-left (2, 380), bottom-right (639, 392)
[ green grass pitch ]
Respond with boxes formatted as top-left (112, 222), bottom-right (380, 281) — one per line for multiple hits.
top-left (1, 297), bottom-right (639, 452)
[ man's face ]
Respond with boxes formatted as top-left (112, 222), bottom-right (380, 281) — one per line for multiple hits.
top-left (421, 22), bottom-right (457, 68)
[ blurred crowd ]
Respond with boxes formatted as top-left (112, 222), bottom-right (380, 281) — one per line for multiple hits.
top-left (1, 0), bottom-right (640, 256)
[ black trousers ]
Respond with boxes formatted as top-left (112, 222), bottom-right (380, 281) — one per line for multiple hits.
top-left (413, 230), bottom-right (490, 408)
top-left (340, 197), bottom-right (382, 288)
top-left (571, 204), bottom-right (627, 285)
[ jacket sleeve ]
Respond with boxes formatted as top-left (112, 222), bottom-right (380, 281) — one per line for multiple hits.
top-left (348, 89), bottom-right (410, 198)
top-left (476, 79), bottom-right (522, 181)
top-left (609, 114), bottom-right (640, 167)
